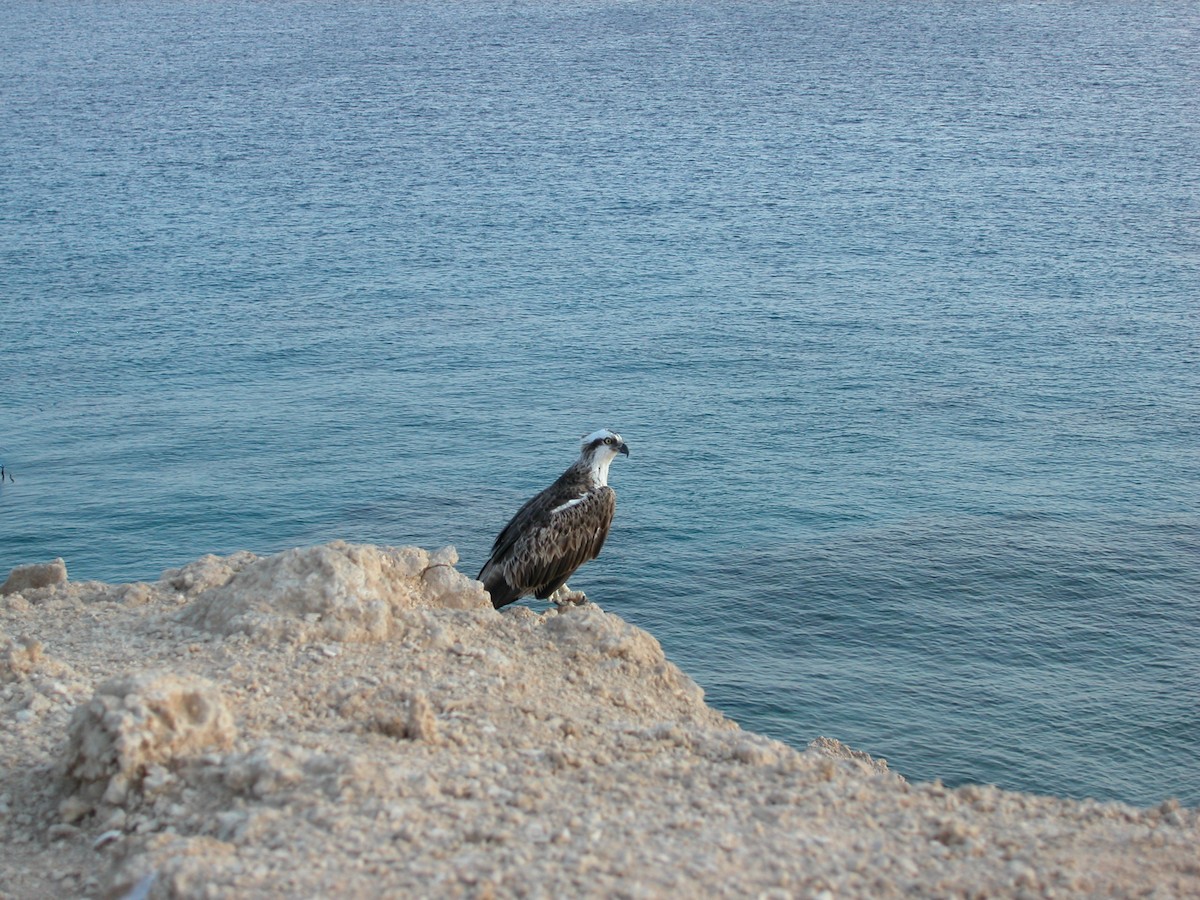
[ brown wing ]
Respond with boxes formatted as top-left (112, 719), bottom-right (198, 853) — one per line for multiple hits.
top-left (502, 487), bottom-right (616, 599)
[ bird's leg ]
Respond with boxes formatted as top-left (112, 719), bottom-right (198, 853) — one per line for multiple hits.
top-left (550, 584), bottom-right (589, 607)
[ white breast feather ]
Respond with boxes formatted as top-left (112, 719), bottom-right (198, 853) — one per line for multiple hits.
top-left (551, 494), bottom-right (589, 515)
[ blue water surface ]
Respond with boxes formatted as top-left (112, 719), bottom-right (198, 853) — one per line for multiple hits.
top-left (2, 0), bottom-right (1198, 806)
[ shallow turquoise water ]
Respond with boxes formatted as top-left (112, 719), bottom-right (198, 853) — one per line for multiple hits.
top-left (2, 0), bottom-right (1197, 806)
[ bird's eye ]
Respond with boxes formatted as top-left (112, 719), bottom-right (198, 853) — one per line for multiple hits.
top-left (604, 437), bottom-right (614, 445)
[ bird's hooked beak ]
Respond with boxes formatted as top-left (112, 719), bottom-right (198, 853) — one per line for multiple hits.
top-left (618, 441), bottom-right (630, 457)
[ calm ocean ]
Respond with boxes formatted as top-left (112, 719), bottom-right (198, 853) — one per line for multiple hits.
top-left (2, 0), bottom-right (1197, 807)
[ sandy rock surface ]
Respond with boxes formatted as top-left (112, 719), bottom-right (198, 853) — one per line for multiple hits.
top-left (1, 557), bottom-right (68, 596)
top-left (0, 541), bottom-right (1195, 899)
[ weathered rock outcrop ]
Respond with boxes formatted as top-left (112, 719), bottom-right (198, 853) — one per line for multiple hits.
top-left (179, 541), bottom-right (489, 642)
top-left (1, 558), bottom-right (68, 596)
top-left (59, 672), bottom-right (236, 824)
top-left (0, 543), bottom-right (1195, 899)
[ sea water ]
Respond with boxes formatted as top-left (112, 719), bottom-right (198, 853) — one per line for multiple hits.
top-left (1, 0), bottom-right (1197, 806)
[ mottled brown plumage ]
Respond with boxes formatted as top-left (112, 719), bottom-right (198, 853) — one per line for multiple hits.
top-left (478, 429), bottom-right (629, 609)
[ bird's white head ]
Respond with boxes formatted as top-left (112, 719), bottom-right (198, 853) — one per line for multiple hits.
top-left (578, 428), bottom-right (630, 487)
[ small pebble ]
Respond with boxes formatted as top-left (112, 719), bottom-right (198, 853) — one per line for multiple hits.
top-left (93, 829), bottom-right (123, 850)
top-left (47, 823), bottom-right (80, 841)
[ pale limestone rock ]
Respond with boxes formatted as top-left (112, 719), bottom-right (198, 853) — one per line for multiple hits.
top-left (105, 835), bottom-right (236, 900)
top-left (3, 542), bottom-right (1194, 900)
top-left (59, 672), bottom-right (235, 821)
top-left (222, 742), bottom-right (311, 799)
top-left (405, 692), bottom-right (439, 743)
top-left (0, 630), bottom-right (43, 681)
top-left (543, 603), bottom-right (707, 704)
top-left (543, 602), bottom-right (668, 667)
top-left (1, 629), bottom-right (72, 684)
top-left (358, 688), bottom-right (441, 742)
top-left (807, 735), bottom-right (897, 777)
top-left (116, 582), bottom-right (160, 607)
top-left (178, 540), bottom-right (490, 643)
top-left (160, 550), bottom-right (260, 598)
top-left (1, 558), bottom-right (68, 595)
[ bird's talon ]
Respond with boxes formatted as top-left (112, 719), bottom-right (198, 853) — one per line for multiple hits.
top-left (550, 585), bottom-right (589, 607)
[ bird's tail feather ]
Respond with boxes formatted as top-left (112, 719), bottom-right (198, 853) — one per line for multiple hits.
top-left (484, 578), bottom-right (522, 609)
top-left (478, 561), bottom-right (522, 609)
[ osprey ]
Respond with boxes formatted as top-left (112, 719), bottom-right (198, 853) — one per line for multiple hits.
top-left (478, 429), bottom-right (630, 609)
